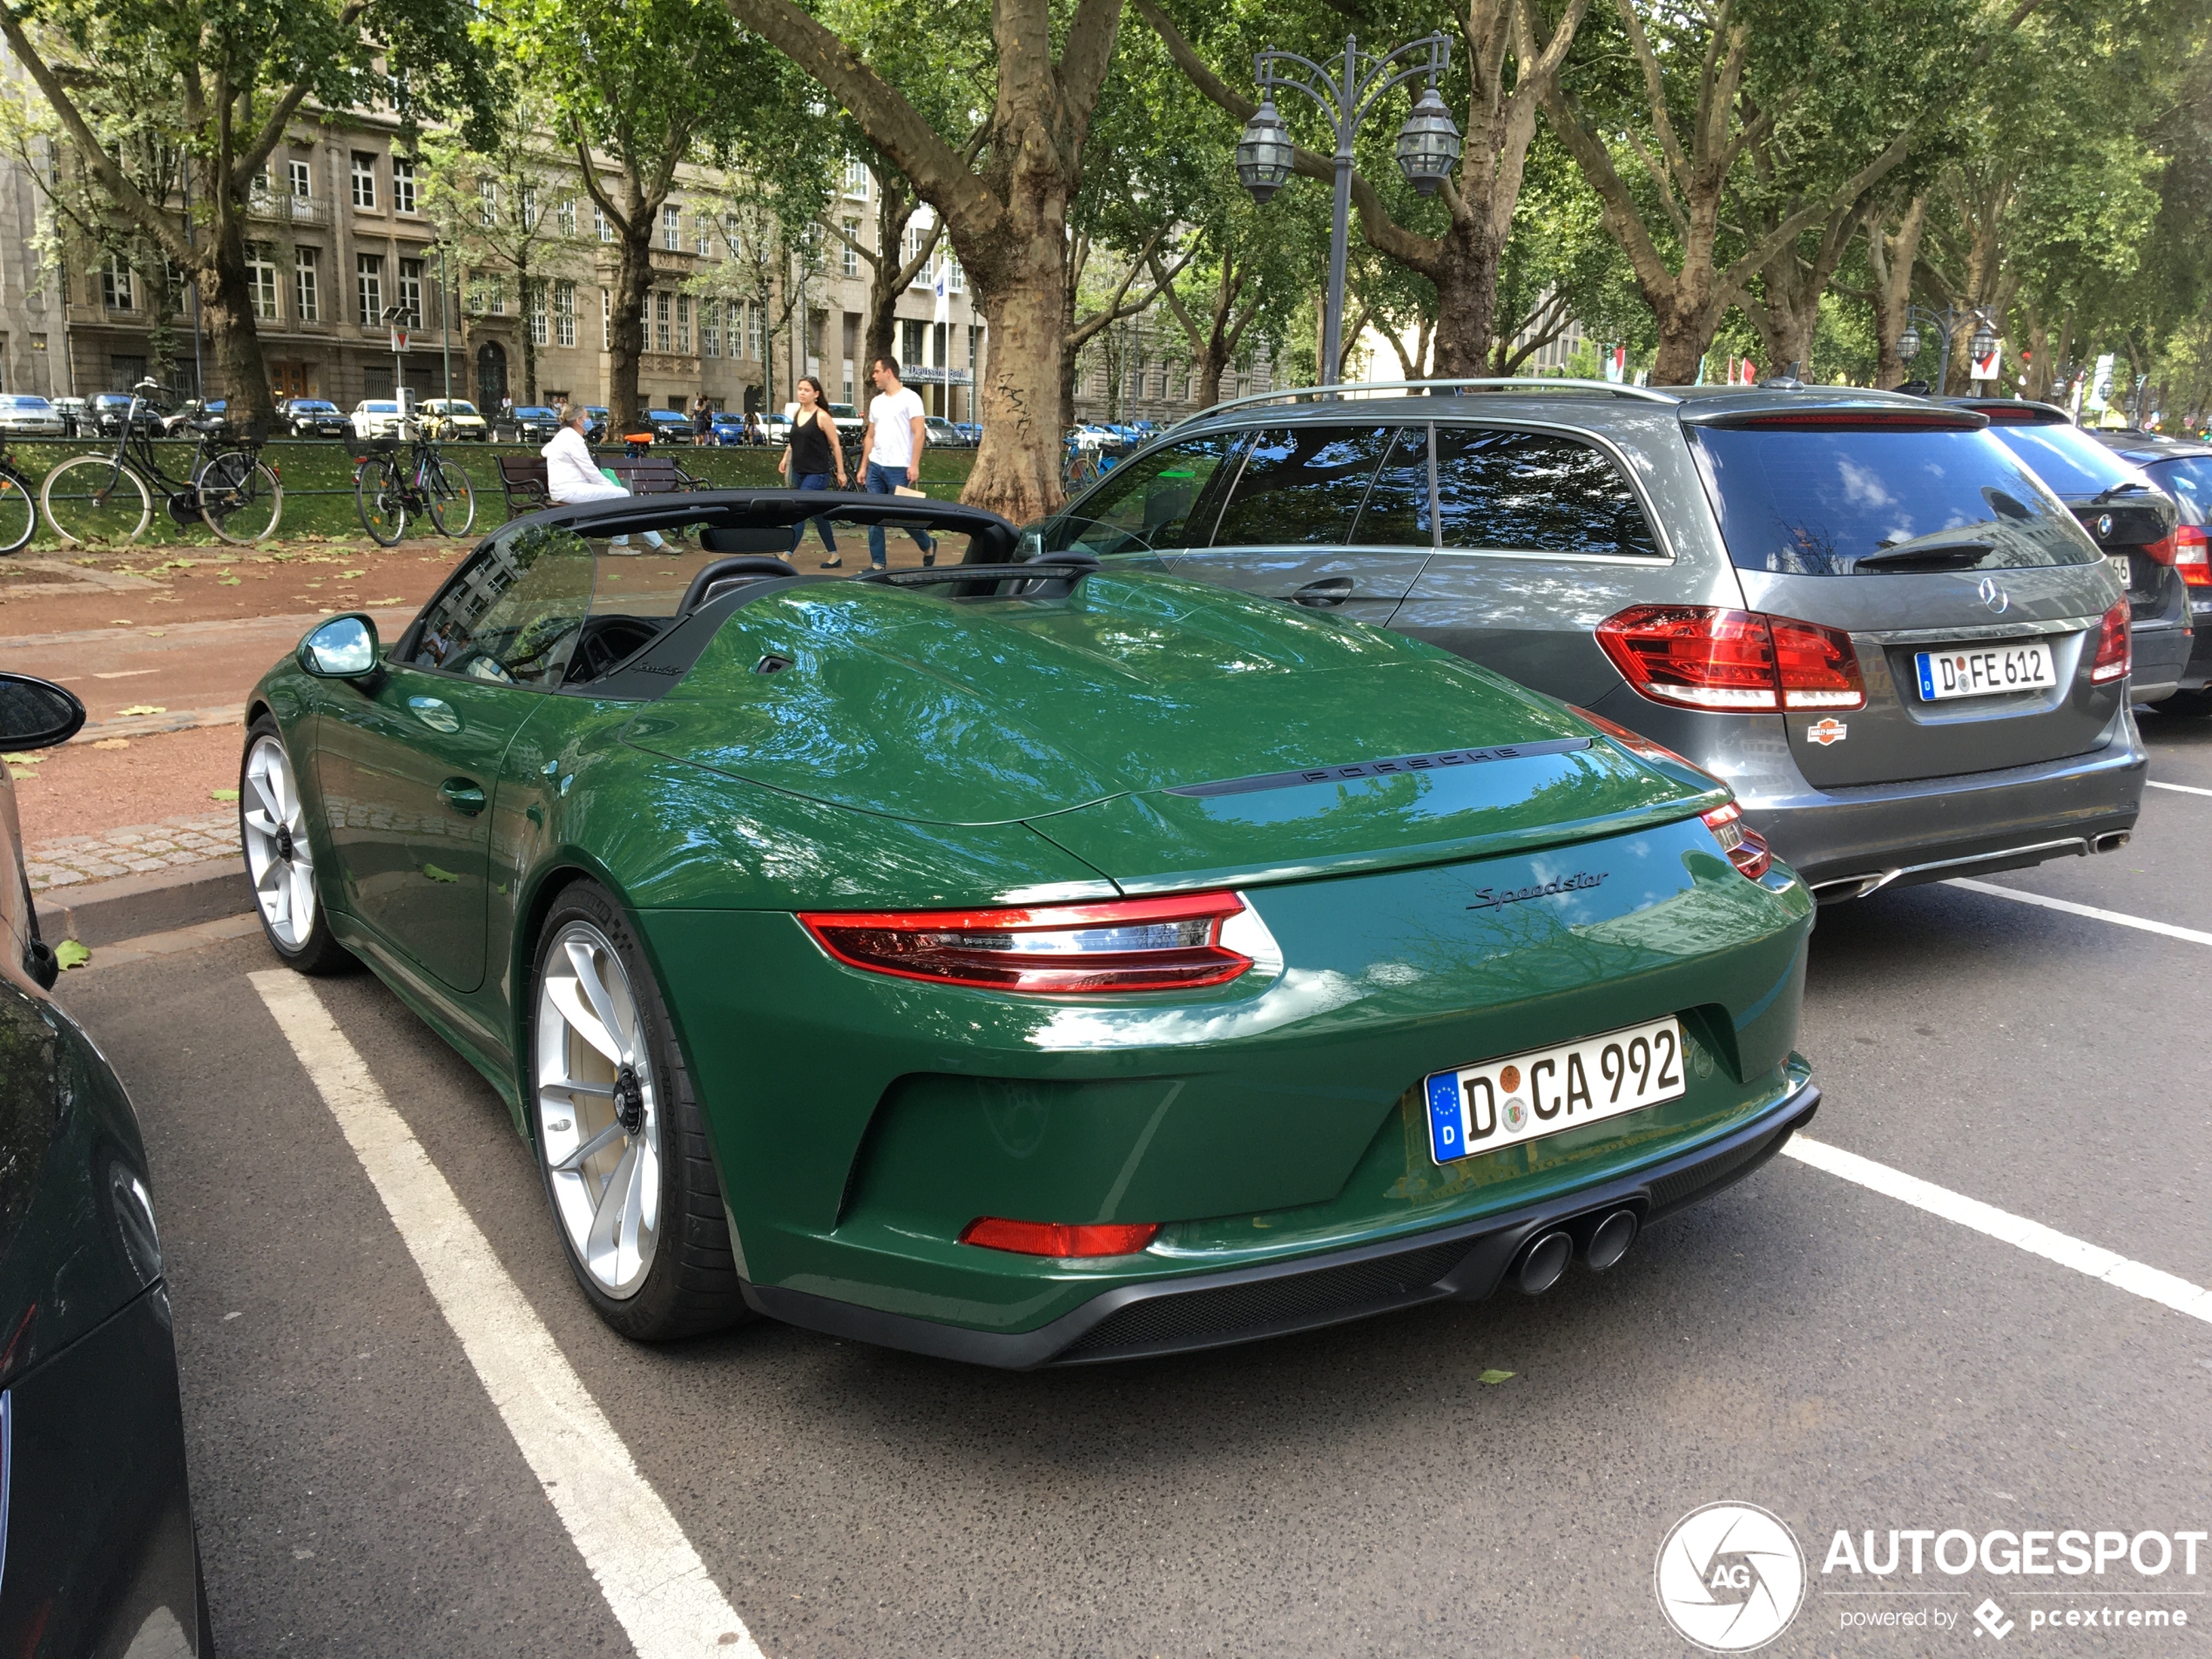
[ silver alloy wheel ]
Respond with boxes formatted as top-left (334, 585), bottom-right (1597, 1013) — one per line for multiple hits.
top-left (240, 735), bottom-right (319, 949)
top-left (536, 921), bottom-right (660, 1298)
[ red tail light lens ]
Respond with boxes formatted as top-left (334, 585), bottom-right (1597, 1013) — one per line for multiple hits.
top-left (960, 1217), bottom-right (1162, 1258)
top-left (1701, 801), bottom-right (1773, 880)
top-left (799, 891), bottom-right (1252, 993)
top-left (1596, 606), bottom-right (1865, 713)
top-left (2174, 525), bottom-right (2210, 586)
top-left (2090, 597), bottom-right (2131, 684)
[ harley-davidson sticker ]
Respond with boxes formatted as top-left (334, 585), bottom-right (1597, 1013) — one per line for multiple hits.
top-left (1807, 718), bottom-right (1849, 745)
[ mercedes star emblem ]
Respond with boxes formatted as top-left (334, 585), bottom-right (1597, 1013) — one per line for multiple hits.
top-left (1978, 577), bottom-right (2010, 614)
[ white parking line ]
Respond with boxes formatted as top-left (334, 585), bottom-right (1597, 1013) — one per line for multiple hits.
top-left (2148, 779), bottom-right (2212, 798)
top-left (1945, 877), bottom-right (2212, 948)
top-left (249, 971), bottom-right (761, 1659)
top-left (1784, 1136), bottom-right (2212, 1325)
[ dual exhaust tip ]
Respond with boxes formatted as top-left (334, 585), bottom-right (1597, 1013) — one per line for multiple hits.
top-left (1512, 1209), bottom-right (1637, 1295)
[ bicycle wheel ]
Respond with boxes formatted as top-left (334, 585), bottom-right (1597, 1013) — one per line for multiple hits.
top-left (427, 457), bottom-right (475, 537)
top-left (355, 455), bottom-right (407, 545)
top-left (0, 467), bottom-right (37, 554)
top-left (40, 454), bottom-right (152, 546)
top-left (199, 452), bottom-right (284, 544)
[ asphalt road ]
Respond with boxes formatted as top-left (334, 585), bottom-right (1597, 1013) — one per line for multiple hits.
top-left (55, 711), bottom-right (2212, 1659)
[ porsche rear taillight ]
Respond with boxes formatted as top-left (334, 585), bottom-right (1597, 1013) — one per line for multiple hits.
top-left (798, 890), bottom-right (1252, 993)
top-left (959, 1217), bottom-right (1161, 1258)
top-left (2090, 597), bottom-right (2132, 685)
top-left (1700, 801), bottom-right (1773, 881)
top-left (1596, 606), bottom-right (1865, 713)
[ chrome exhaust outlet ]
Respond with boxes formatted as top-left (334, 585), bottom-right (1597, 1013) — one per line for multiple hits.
top-left (1514, 1230), bottom-right (1574, 1295)
top-left (1584, 1209), bottom-right (1638, 1271)
top-left (2093, 831), bottom-right (2131, 854)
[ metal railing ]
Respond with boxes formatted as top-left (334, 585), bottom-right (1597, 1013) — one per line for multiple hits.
top-left (1166, 376), bottom-right (1683, 431)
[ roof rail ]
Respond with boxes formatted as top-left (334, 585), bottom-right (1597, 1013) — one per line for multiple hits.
top-left (1167, 376), bottom-right (1682, 430)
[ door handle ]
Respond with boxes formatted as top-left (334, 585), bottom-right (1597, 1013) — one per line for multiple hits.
top-left (1292, 577), bottom-right (1355, 608)
top-left (441, 778), bottom-right (488, 816)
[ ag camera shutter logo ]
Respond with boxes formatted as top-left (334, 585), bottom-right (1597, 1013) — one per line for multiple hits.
top-left (1656, 1501), bottom-right (1808, 1651)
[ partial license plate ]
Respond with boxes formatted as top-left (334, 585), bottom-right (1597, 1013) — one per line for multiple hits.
top-left (1912, 641), bottom-right (2054, 702)
top-left (1426, 1016), bottom-right (1685, 1166)
top-left (2107, 554), bottom-right (2133, 589)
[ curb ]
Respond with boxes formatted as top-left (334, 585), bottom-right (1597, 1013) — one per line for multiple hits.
top-left (35, 860), bottom-right (253, 948)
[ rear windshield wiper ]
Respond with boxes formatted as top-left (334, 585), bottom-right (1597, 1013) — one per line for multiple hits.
top-left (2092, 481), bottom-right (2150, 502)
top-left (1851, 542), bottom-right (1993, 573)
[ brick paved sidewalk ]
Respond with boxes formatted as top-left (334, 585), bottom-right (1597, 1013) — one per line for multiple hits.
top-left (25, 811), bottom-right (237, 892)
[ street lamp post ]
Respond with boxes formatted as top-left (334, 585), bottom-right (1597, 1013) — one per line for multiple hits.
top-left (1896, 303), bottom-right (1998, 397)
top-left (1236, 33), bottom-right (1460, 392)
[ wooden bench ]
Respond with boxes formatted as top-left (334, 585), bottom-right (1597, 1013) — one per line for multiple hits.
top-left (494, 454), bottom-right (550, 516)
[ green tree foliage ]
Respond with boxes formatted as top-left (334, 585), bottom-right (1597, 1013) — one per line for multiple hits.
top-left (0, 0), bottom-right (492, 427)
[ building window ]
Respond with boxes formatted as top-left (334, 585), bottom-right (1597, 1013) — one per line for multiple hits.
top-left (295, 247), bottom-right (320, 320)
top-left (250, 165), bottom-right (273, 201)
top-left (700, 300), bottom-right (719, 357)
top-left (595, 206), bottom-right (610, 243)
top-left (555, 280), bottom-right (576, 347)
top-left (676, 293), bottom-right (691, 354)
top-left (843, 158), bottom-right (869, 198)
top-left (246, 243), bottom-right (279, 320)
top-left (398, 257), bottom-right (424, 325)
top-left (654, 290), bottom-right (671, 352)
top-left (695, 215), bottom-right (711, 257)
top-left (901, 317), bottom-right (925, 368)
top-left (747, 300), bottom-right (763, 360)
top-left (557, 196), bottom-right (577, 236)
top-left (350, 152), bottom-right (376, 210)
top-left (100, 255), bottom-right (133, 310)
top-left (662, 205), bottom-right (681, 252)
top-left (393, 158), bottom-right (417, 214)
top-left (521, 187), bottom-right (539, 232)
top-left (478, 179), bottom-right (498, 228)
top-left (842, 218), bottom-right (860, 278)
top-left (948, 254), bottom-right (963, 293)
top-left (471, 273), bottom-right (505, 316)
top-left (530, 285), bottom-right (548, 347)
top-left (356, 253), bottom-right (383, 326)
top-left (288, 158), bottom-right (312, 198)
top-left (721, 213), bottom-right (740, 258)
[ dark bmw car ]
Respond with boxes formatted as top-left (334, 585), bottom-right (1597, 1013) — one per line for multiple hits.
top-left (280, 398), bottom-right (350, 440)
top-left (2093, 428), bottom-right (2212, 714)
top-left (496, 405), bottom-right (563, 444)
top-left (0, 673), bottom-right (212, 1656)
top-left (1945, 401), bottom-right (2191, 705)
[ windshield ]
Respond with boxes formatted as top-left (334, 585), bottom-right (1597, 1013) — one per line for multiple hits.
top-left (1690, 425), bottom-right (2095, 576)
top-left (516, 407), bottom-right (556, 418)
top-left (2144, 456), bottom-right (2212, 525)
top-left (1986, 421), bottom-right (2150, 499)
top-left (1039, 433), bottom-right (1242, 554)
top-left (297, 401), bottom-right (337, 412)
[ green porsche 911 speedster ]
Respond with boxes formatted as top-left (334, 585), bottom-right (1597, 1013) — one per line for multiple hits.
top-left (240, 491), bottom-right (1817, 1366)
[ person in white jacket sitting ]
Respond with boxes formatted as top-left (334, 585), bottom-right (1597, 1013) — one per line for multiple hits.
top-left (542, 404), bottom-right (661, 545)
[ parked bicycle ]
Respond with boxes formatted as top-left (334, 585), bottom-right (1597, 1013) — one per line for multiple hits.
top-left (1062, 442), bottom-right (1105, 493)
top-left (353, 423), bottom-right (475, 545)
top-left (40, 381), bottom-right (282, 546)
top-left (0, 444), bottom-right (39, 555)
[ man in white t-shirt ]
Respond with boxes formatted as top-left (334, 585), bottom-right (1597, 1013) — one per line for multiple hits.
top-left (862, 356), bottom-right (934, 569)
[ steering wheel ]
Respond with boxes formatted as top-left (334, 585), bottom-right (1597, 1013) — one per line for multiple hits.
top-left (678, 556), bottom-right (799, 615)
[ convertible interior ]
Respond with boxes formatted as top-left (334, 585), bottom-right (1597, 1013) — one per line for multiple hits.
top-left (397, 492), bottom-right (1104, 700)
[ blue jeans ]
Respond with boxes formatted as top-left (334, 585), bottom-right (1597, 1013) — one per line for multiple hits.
top-left (796, 472), bottom-right (837, 553)
top-left (864, 461), bottom-right (934, 568)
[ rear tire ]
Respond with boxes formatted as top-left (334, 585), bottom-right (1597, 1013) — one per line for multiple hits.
top-left (428, 458), bottom-right (475, 537)
top-left (199, 453), bottom-right (283, 544)
top-left (529, 879), bottom-right (748, 1340)
top-left (354, 455), bottom-right (406, 545)
top-left (0, 467), bottom-right (36, 554)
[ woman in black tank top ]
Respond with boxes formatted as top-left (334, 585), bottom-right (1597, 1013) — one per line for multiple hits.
top-left (779, 376), bottom-right (848, 567)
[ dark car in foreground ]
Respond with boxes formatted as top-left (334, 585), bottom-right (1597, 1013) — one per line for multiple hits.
top-left (0, 672), bottom-right (212, 1656)
top-left (1040, 380), bottom-right (2145, 903)
top-left (2092, 428), bottom-right (2212, 714)
top-left (280, 398), bottom-right (350, 439)
top-left (1943, 400), bottom-right (2189, 705)
top-left (241, 492), bottom-right (1816, 1366)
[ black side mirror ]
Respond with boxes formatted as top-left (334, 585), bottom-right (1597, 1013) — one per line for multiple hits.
top-left (299, 613), bottom-right (381, 683)
top-left (0, 672), bottom-right (85, 751)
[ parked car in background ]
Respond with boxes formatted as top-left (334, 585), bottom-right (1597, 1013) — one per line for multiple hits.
top-left (706, 411), bottom-right (752, 445)
top-left (759, 411), bottom-right (793, 445)
top-left (925, 415), bottom-right (968, 448)
top-left (1038, 381), bottom-right (2143, 901)
top-left (51, 395), bottom-right (89, 436)
top-left (280, 398), bottom-right (350, 439)
top-left (159, 398), bottom-right (228, 435)
top-left (641, 408), bottom-right (695, 444)
top-left (954, 421), bottom-right (983, 446)
top-left (1067, 423), bottom-right (1123, 453)
top-left (420, 398), bottom-right (489, 442)
top-left (0, 394), bottom-right (65, 437)
top-left (582, 406), bottom-right (611, 443)
top-left (2093, 428), bottom-right (2212, 714)
top-left (1942, 399), bottom-right (2189, 706)
top-left (496, 405), bottom-right (563, 444)
top-left (88, 392), bottom-right (150, 435)
top-left (350, 400), bottom-right (407, 441)
top-left (0, 671), bottom-right (214, 1656)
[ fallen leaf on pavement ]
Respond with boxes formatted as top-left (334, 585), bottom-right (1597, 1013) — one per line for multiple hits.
top-left (54, 941), bottom-right (90, 970)
top-left (90, 738), bottom-right (130, 750)
top-left (1478, 1370), bottom-right (1514, 1386)
top-left (209, 787), bottom-right (239, 801)
top-left (114, 705), bottom-right (167, 717)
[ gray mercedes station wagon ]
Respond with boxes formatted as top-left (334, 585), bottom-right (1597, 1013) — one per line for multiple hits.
top-left (1037, 381), bottom-right (2146, 900)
